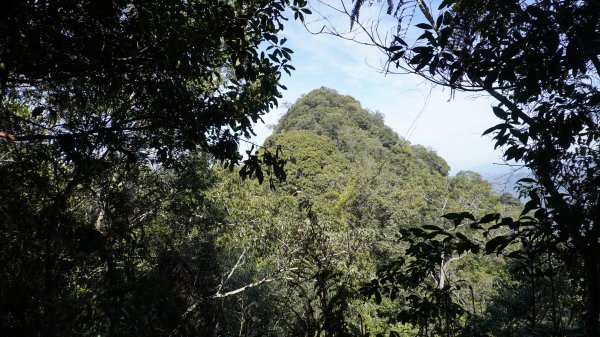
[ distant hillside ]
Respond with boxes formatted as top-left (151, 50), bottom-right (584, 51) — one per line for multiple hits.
top-left (274, 87), bottom-right (400, 148)
top-left (474, 164), bottom-right (532, 197)
top-left (270, 87), bottom-right (450, 177)
top-left (204, 87), bottom-right (524, 336)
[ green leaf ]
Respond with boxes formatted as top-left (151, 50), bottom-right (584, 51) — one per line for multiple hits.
top-left (517, 177), bottom-right (537, 184)
top-left (521, 198), bottom-right (539, 216)
top-left (422, 224), bottom-right (443, 232)
top-left (449, 68), bottom-right (462, 83)
top-left (438, 0), bottom-right (456, 10)
top-left (442, 212), bottom-right (475, 226)
top-left (374, 291), bottom-right (382, 305)
top-left (504, 145), bottom-right (525, 161)
top-left (455, 232), bottom-right (470, 242)
top-left (479, 213), bottom-right (500, 224)
top-left (31, 106), bottom-right (44, 117)
top-left (484, 68), bottom-right (499, 87)
top-left (429, 55), bottom-right (439, 75)
top-left (470, 222), bottom-right (484, 230)
top-left (534, 208), bottom-right (547, 220)
top-left (485, 235), bottom-right (508, 255)
top-left (589, 93), bottom-right (600, 106)
top-left (415, 53), bottom-right (432, 72)
top-left (506, 250), bottom-right (524, 259)
top-left (526, 5), bottom-right (546, 18)
top-left (387, 45), bottom-right (404, 52)
top-left (492, 106), bottom-right (508, 119)
top-left (394, 36), bottom-right (408, 46)
top-left (255, 166), bottom-right (264, 184)
top-left (390, 51), bottom-right (405, 62)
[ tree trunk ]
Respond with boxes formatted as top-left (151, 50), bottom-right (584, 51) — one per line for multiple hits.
top-left (584, 252), bottom-right (600, 337)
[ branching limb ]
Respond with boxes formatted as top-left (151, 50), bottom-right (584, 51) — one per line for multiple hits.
top-left (168, 267), bottom-right (297, 337)
top-left (216, 249), bottom-right (247, 295)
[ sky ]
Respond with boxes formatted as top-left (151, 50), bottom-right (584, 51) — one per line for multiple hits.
top-left (248, 2), bottom-right (511, 177)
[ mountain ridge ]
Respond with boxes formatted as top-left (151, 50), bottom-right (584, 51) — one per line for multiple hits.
top-left (268, 87), bottom-right (451, 178)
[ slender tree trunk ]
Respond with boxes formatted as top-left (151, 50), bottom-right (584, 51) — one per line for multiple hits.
top-left (548, 255), bottom-right (558, 337)
top-left (584, 252), bottom-right (600, 337)
top-left (529, 252), bottom-right (537, 332)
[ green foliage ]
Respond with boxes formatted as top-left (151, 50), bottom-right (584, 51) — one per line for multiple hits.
top-left (272, 92), bottom-right (531, 335)
top-left (0, 147), bottom-right (225, 335)
top-left (204, 88), bottom-right (522, 336)
top-left (265, 130), bottom-right (351, 193)
top-left (3, 0), bottom-right (578, 334)
top-left (412, 144), bottom-right (450, 176)
top-left (0, 1), bottom-right (310, 335)
top-left (0, 0), bottom-right (308, 169)
top-left (346, 0), bottom-right (600, 334)
top-left (275, 87), bottom-right (402, 157)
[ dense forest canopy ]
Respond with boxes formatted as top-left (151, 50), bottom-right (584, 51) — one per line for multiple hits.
top-left (0, 0), bottom-right (309, 165)
top-left (341, 0), bottom-right (600, 336)
top-left (206, 88), bottom-right (528, 336)
top-left (0, 0), bottom-right (309, 335)
top-left (1, 0), bottom-right (597, 336)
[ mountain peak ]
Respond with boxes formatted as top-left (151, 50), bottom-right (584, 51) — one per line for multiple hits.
top-left (271, 87), bottom-right (450, 176)
top-left (274, 87), bottom-right (400, 147)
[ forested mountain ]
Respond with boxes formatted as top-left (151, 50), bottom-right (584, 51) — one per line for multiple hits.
top-left (272, 87), bottom-right (449, 176)
top-left (201, 88), bottom-right (541, 336)
top-left (1, 76), bottom-right (577, 336)
top-left (3, 1), bottom-right (595, 336)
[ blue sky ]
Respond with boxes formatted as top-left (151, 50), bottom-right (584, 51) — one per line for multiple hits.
top-left (248, 2), bottom-right (511, 176)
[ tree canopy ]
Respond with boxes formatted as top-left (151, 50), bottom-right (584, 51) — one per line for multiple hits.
top-left (0, 1), bottom-right (309, 335)
top-left (0, 0), bottom-right (308, 164)
top-left (209, 87), bottom-right (521, 336)
top-left (3, 0), bottom-right (597, 336)
top-left (343, 0), bottom-right (600, 335)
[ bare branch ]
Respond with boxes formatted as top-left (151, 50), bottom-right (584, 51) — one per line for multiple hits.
top-left (216, 249), bottom-right (247, 295)
top-left (168, 267), bottom-right (297, 337)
